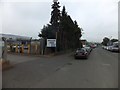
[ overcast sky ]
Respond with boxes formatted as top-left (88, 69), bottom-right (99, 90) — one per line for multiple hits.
top-left (1, 0), bottom-right (119, 42)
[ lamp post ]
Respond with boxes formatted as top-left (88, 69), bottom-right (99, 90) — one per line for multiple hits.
top-left (55, 32), bottom-right (57, 53)
top-left (30, 37), bottom-right (32, 54)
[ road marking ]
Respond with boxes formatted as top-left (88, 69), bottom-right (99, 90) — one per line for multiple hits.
top-left (102, 64), bottom-right (111, 66)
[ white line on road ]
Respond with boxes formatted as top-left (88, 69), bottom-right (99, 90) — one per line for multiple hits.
top-left (102, 64), bottom-right (111, 66)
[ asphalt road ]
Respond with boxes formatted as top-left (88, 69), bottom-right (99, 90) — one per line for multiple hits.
top-left (2, 47), bottom-right (118, 88)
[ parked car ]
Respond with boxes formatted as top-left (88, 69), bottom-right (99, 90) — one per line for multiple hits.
top-left (90, 44), bottom-right (96, 49)
top-left (102, 45), bottom-right (106, 49)
top-left (104, 46), bottom-right (107, 50)
top-left (110, 45), bottom-right (119, 52)
top-left (102, 45), bottom-right (108, 50)
top-left (111, 46), bottom-right (119, 52)
top-left (108, 46), bottom-right (113, 51)
top-left (106, 46), bottom-right (109, 50)
top-left (111, 42), bottom-right (119, 52)
top-left (84, 46), bottom-right (92, 54)
top-left (12, 45), bottom-right (21, 49)
top-left (74, 48), bottom-right (89, 59)
top-left (102, 45), bottom-right (104, 49)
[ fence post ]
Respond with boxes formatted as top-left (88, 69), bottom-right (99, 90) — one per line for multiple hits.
top-left (28, 44), bottom-right (30, 54)
top-left (16, 44), bottom-right (18, 53)
top-left (35, 44), bottom-right (37, 54)
top-left (21, 44), bottom-right (24, 53)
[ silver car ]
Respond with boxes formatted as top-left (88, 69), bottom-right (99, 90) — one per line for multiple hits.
top-left (108, 46), bottom-right (113, 51)
top-left (111, 46), bottom-right (119, 52)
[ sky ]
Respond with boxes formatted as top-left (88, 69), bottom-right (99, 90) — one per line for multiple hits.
top-left (1, 0), bottom-right (119, 42)
top-left (118, 1), bottom-right (120, 41)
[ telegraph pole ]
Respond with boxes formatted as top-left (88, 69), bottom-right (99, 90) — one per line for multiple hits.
top-left (55, 32), bottom-right (57, 53)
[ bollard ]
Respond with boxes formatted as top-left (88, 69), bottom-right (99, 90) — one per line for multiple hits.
top-left (28, 44), bottom-right (30, 54)
top-left (21, 44), bottom-right (24, 53)
top-left (16, 44), bottom-right (18, 53)
top-left (35, 44), bottom-right (38, 54)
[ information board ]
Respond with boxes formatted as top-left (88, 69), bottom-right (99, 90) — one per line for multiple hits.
top-left (47, 39), bottom-right (56, 47)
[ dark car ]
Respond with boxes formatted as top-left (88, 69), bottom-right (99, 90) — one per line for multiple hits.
top-left (74, 48), bottom-right (88, 59)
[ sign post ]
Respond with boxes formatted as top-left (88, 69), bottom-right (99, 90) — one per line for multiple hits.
top-left (55, 32), bottom-right (57, 52)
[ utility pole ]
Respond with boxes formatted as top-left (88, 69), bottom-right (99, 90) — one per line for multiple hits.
top-left (50, 0), bottom-right (60, 53)
top-left (55, 32), bottom-right (57, 53)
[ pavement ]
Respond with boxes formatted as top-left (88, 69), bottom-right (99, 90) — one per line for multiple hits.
top-left (6, 53), bottom-right (57, 65)
top-left (2, 47), bottom-right (118, 88)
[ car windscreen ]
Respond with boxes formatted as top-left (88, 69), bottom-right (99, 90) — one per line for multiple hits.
top-left (77, 48), bottom-right (85, 52)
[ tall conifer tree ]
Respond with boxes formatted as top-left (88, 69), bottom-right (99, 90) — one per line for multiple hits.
top-left (50, 0), bottom-right (61, 34)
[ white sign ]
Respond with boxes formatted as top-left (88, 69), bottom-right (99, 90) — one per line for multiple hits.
top-left (47, 39), bottom-right (56, 47)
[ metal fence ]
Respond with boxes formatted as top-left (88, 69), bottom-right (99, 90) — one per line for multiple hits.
top-left (7, 40), bottom-right (43, 55)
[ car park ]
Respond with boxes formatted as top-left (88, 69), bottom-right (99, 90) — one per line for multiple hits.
top-left (74, 48), bottom-right (89, 59)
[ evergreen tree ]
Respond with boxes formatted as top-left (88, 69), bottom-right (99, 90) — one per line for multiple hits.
top-left (50, 0), bottom-right (61, 51)
top-left (50, 0), bottom-right (61, 33)
top-left (39, 1), bottom-right (82, 52)
top-left (59, 6), bottom-right (68, 50)
top-left (60, 6), bottom-right (82, 50)
top-left (73, 20), bottom-right (82, 47)
top-left (38, 24), bottom-right (55, 39)
top-left (102, 37), bottom-right (110, 46)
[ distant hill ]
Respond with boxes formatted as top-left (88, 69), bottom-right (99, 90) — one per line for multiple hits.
top-left (0, 33), bottom-right (31, 40)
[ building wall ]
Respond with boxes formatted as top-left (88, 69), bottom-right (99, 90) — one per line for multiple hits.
top-left (81, 40), bottom-right (87, 45)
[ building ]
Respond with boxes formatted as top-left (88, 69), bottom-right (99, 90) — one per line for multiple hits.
top-left (0, 34), bottom-right (31, 41)
top-left (81, 39), bottom-right (87, 47)
top-left (0, 33), bottom-right (32, 45)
